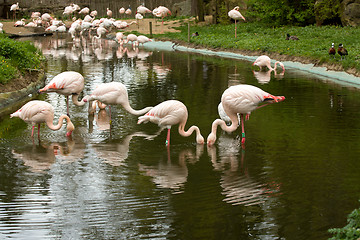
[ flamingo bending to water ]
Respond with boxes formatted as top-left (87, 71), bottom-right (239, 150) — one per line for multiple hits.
top-left (38, 71), bottom-right (85, 116)
top-left (252, 55), bottom-right (285, 72)
top-left (207, 84), bottom-right (285, 145)
top-left (82, 82), bottom-right (153, 122)
top-left (228, 6), bottom-right (245, 38)
top-left (10, 100), bottom-right (75, 138)
top-left (137, 100), bottom-right (204, 146)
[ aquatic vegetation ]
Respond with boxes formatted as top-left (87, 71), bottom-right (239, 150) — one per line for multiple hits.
top-left (328, 201), bottom-right (360, 240)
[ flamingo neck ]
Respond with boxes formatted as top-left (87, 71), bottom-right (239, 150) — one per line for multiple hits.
top-left (45, 115), bottom-right (74, 135)
top-left (45, 115), bottom-right (69, 131)
top-left (212, 118), bottom-right (238, 134)
top-left (72, 94), bottom-right (86, 106)
top-left (178, 123), bottom-right (204, 144)
top-left (122, 102), bottom-right (153, 116)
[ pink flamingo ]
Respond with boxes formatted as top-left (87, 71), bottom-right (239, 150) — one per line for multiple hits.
top-left (137, 100), bottom-right (204, 146)
top-left (137, 5), bottom-right (151, 15)
top-left (153, 6), bottom-right (171, 29)
top-left (38, 71), bottom-right (85, 116)
top-left (228, 6), bottom-right (245, 38)
top-left (10, 100), bottom-right (75, 138)
top-left (253, 55), bottom-right (285, 72)
top-left (82, 82), bottom-right (153, 122)
top-left (106, 8), bottom-right (113, 18)
top-left (10, 2), bottom-right (19, 21)
top-left (207, 84), bottom-right (285, 146)
top-left (137, 35), bottom-right (152, 46)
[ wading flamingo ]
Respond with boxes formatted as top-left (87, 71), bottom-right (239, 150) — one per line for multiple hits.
top-left (228, 6), bottom-right (245, 38)
top-left (207, 84), bottom-right (285, 146)
top-left (82, 82), bottom-right (153, 123)
top-left (137, 100), bottom-right (204, 146)
top-left (252, 55), bottom-right (285, 72)
top-left (10, 100), bottom-right (75, 138)
top-left (38, 71), bottom-right (85, 116)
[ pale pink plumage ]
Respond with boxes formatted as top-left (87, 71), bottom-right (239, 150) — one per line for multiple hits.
top-left (137, 35), bottom-right (152, 45)
top-left (82, 82), bottom-right (153, 120)
top-left (137, 5), bottom-right (151, 15)
top-left (137, 100), bottom-right (204, 146)
top-left (228, 6), bottom-right (245, 38)
top-left (107, 8), bottom-right (112, 18)
top-left (207, 84), bottom-right (285, 146)
top-left (38, 71), bottom-right (85, 115)
top-left (253, 55), bottom-right (285, 72)
top-left (10, 100), bottom-right (75, 137)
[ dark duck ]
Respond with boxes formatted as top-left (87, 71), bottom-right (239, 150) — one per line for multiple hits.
top-left (337, 43), bottom-right (348, 60)
top-left (286, 33), bottom-right (299, 40)
top-left (329, 43), bottom-right (336, 59)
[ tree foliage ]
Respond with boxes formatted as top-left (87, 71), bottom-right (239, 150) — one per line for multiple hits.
top-left (246, 0), bottom-right (316, 26)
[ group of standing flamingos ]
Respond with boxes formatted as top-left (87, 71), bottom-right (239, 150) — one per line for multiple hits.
top-left (10, 55), bottom-right (285, 147)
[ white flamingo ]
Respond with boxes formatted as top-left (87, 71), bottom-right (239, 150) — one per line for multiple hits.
top-left (228, 6), bottom-right (245, 38)
top-left (207, 84), bottom-right (285, 145)
top-left (137, 100), bottom-right (204, 146)
top-left (10, 100), bottom-right (75, 138)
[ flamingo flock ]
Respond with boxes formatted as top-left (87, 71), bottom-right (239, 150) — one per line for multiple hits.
top-left (8, 3), bottom-right (286, 146)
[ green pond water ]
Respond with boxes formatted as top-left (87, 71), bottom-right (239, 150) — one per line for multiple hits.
top-left (0, 35), bottom-right (360, 239)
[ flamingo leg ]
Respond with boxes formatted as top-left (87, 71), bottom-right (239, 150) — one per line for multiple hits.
top-left (165, 128), bottom-right (171, 146)
top-left (66, 96), bottom-right (70, 117)
top-left (108, 105), bottom-right (112, 125)
top-left (38, 124), bottom-right (41, 138)
top-left (235, 20), bottom-right (237, 38)
top-left (31, 125), bottom-right (35, 137)
top-left (240, 114), bottom-right (246, 144)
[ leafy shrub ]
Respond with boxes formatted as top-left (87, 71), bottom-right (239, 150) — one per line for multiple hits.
top-left (328, 202), bottom-right (360, 240)
top-left (0, 56), bottom-right (17, 84)
top-left (0, 35), bottom-right (44, 84)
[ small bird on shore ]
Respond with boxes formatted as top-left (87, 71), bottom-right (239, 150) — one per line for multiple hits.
top-left (337, 43), bottom-right (348, 60)
top-left (329, 43), bottom-right (336, 59)
top-left (286, 33), bottom-right (299, 40)
top-left (191, 32), bottom-right (199, 37)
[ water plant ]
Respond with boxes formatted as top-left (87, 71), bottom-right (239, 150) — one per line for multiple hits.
top-left (328, 201), bottom-right (360, 240)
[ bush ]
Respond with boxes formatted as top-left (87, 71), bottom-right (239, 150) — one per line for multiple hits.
top-left (329, 201), bottom-right (360, 240)
top-left (0, 34), bottom-right (44, 84)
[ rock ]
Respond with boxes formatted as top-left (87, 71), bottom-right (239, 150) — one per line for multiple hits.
top-left (341, 0), bottom-right (360, 26)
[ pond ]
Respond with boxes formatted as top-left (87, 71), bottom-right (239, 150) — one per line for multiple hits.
top-left (1, 34), bottom-right (360, 239)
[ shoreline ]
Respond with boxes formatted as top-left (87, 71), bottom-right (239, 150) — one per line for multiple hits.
top-left (144, 40), bottom-right (360, 87)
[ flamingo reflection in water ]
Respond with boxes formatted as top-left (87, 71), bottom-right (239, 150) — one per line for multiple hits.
top-left (11, 137), bottom-right (85, 172)
top-left (92, 131), bottom-right (160, 167)
top-left (139, 145), bottom-right (204, 193)
top-left (208, 135), bottom-right (281, 206)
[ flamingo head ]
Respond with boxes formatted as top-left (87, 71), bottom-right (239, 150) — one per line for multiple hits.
top-left (206, 132), bottom-right (217, 146)
top-left (263, 95), bottom-right (285, 103)
top-left (66, 121), bottom-right (75, 137)
top-left (196, 134), bottom-right (205, 145)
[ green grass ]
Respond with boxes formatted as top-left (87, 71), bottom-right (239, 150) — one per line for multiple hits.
top-left (152, 22), bottom-right (360, 73)
top-left (0, 33), bottom-right (44, 84)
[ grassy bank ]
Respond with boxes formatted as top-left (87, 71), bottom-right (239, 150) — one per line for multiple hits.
top-left (153, 22), bottom-right (360, 76)
top-left (0, 33), bottom-right (44, 85)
